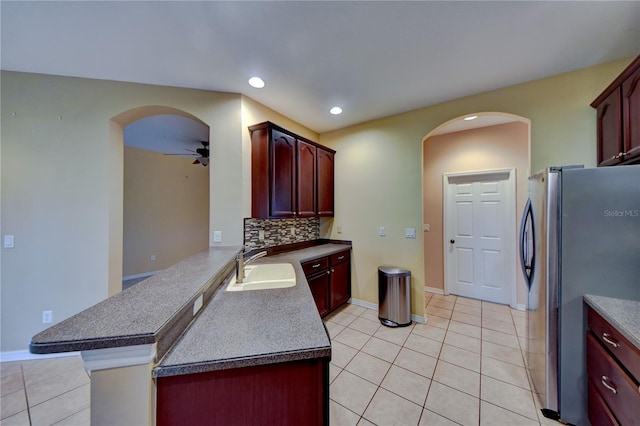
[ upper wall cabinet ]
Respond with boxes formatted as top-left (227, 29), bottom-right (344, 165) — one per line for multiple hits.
top-left (249, 122), bottom-right (335, 218)
top-left (316, 148), bottom-right (335, 217)
top-left (591, 55), bottom-right (640, 167)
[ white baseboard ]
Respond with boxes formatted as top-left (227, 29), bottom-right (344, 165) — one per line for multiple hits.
top-left (348, 298), bottom-right (426, 324)
top-left (122, 270), bottom-right (163, 281)
top-left (411, 314), bottom-right (427, 324)
top-left (424, 286), bottom-right (445, 295)
top-left (348, 298), bottom-right (377, 311)
top-left (1, 349), bottom-right (81, 363)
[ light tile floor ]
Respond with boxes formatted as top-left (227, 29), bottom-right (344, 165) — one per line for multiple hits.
top-left (0, 355), bottom-right (89, 425)
top-left (0, 293), bottom-right (560, 425)
top-left (326, 292), bottom-right (560, 426)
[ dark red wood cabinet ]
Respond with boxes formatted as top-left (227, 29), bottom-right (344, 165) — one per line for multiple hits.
top-left (329, 251), bottom-right (350, 310)
top-left (156, 358), bottom-right (330, 426)
top-left (307, 270), bottom-right (330, 317)
top-left (297, 140), bottom-right (317, 217)
top-left (592, 55), bottom-right (640, 166)
top-left (271, 129), bottom-right (296, 217)
top-left (249, 122), bottom-right (335, 218)
top-left (586, 306), bottom-right (640, 426)
top-left (302, 249), bottom-right (351, 317)
top-left (317, 148), bottom-right (335, 217)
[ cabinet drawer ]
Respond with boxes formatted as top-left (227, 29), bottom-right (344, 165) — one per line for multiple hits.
top-left (588, 308), bottom-right (640, 382)
top-left (588, 378), bottom-right (620, 426)
top-left (586, 333), bottom-right (640, 426)
top-left (302, 257), bottom-right (329, 275)
top-left (330, 250), bottom-right (350, 266)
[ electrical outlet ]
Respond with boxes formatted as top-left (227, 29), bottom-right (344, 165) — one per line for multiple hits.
top-left (379, 227), bottom-right (386, 237)
top-left (258, 230), bottom-right (265, 241)
top-left (337, 225), bottom-right (343, 234)
top-left (193, 294), bottom-right (204, 316)
top-left (150, 255), bottom-right (156, 261)
top-left (290, 226), bottom-right (296, 236)
top-left (42, 311), bottom-right (52, 324)
top-left (213, 231), bottom-right (222, 243)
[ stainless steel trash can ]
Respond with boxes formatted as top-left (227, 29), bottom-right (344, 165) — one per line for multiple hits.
top-left (378, 266), bottom-right (411, 327)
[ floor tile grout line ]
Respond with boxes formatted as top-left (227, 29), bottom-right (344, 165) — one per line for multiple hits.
top-left (19, 363), bottom-right (33, 426)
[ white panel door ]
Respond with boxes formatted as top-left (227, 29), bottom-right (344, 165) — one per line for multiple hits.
top-left (444, 170), bottom-right (515, 305)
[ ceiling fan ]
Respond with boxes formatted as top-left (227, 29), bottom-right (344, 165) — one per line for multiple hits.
top-left (165, 141), bottom-right (210, 166)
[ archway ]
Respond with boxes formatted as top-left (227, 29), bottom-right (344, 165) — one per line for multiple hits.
top-left (421, 112), bottom-right (531, 310)
top-left (108, 106), bottom-right (211, 295)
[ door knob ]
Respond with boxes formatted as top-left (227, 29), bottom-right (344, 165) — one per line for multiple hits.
top-left (450, 239), bottom-right (455, 244)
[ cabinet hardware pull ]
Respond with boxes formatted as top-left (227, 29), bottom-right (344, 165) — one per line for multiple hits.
top-left (602, 333), bottom-right (619, 348)
top-left (338, 256), bottom-right (345, 260)
top-left (326, 271), bottom-right (330, 275)
top-left (312, 264), bottom-right (321, 268)
top-left (601, 376), bottom-right (617, 394)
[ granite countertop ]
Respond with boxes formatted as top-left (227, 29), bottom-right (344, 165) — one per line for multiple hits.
top-left (29, 246), bottom-right (242, 354)
top-left (152, 243), bottom-right (351, 378)
top-left (584, 294), bottom-right (640, 350)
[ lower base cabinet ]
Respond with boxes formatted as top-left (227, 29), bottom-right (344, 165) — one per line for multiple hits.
top-left (586, 306), bottom-right (640, 426)
top-left (156, 358), bottom-right (329, 426)
top-left (303, 249), bottom-right (351, 317)
top-left (307, 271), bottom-right (330, 317)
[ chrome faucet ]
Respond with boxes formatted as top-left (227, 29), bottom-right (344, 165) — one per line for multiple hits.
top-left (236, 248), bottom-right (268, 283)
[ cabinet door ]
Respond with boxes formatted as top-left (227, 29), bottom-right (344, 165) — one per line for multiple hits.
top-left (307, 271), bottom-right (330, 317)
top-left (622, 67), bottom-right (640, 162)
top-left (597, 88), bottom-right (623, 167)
top-left (297, 140), bottom-right (317, 217)
top-left (330, 260), bottom-right (350, 310)
top-left (271, 130), bottom-right (296, 217)
top-left (317, 148), bottom-right (335, 216)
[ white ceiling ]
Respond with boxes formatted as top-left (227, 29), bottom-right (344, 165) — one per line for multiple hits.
top-left (2, 1), bottom-right (639, 134)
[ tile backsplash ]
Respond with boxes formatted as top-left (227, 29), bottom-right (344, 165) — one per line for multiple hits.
top-left (244, 217), bottom-right (320, 250)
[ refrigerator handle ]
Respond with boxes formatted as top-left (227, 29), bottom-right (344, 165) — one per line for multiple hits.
top-left (519, 199), bottom-right (535, 288)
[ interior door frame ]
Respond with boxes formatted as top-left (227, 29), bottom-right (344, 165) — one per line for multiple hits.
top-left (443, 168), bottom-right (517, 308)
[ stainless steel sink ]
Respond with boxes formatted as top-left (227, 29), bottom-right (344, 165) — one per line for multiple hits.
top-left (226, 263), bottom-right (296, 291)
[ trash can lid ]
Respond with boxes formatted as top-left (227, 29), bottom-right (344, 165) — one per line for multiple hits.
top-left (378, 266), bottom-right (411, 276)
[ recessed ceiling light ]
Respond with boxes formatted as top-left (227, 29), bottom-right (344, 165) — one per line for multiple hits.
top-left (464, 115), bottom-right (478, 121)
top-left (329, 106), bottom-right (343, 115)
top-left (248, 77), bottom-right (265, 88)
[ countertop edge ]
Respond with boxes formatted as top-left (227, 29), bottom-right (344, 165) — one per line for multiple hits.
top-left (153, 346), bottom-right (331, 378)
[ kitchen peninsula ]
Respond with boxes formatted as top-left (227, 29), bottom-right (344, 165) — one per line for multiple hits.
top-left (29, 242), bottom-right (350, 425)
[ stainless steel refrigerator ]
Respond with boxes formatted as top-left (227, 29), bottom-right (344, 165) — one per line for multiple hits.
top-left (519, 165), bottom-right (640, 425)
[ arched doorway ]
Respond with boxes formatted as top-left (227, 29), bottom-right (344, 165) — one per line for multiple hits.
top-left (421, 112), bottom-right (530, 309)
top-left (109, 106), bottom-right (211, 295)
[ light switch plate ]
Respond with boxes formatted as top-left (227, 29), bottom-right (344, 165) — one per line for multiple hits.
top-left (405, 228), bottom-right (416, 239)
top-left (379, 227), bottom-right (386, 237)
top-left (4, 235), bottom-right (14, 248)
top-left (213, 231), bottom-right (222, 243)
